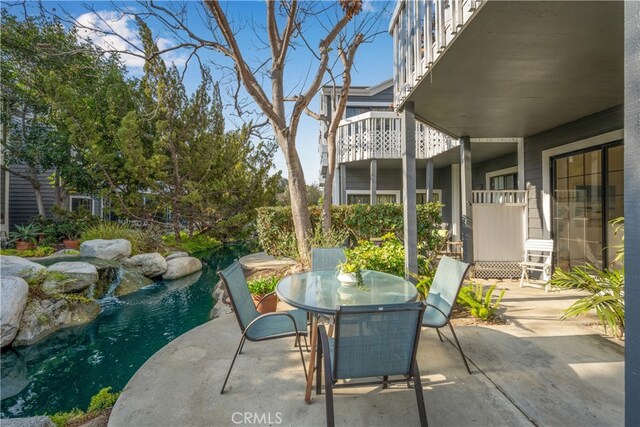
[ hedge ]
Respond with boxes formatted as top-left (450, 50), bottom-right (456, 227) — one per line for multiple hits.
top-left (256, 203), bottom-right (443, 259)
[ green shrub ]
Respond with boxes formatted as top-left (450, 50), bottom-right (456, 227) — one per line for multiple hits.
top-left (256, 203), bottom-right (443, 259)
top-left (457, 283), bottom-right (505, 321)
top-left (82, 222), bottom-right (144, 254)
top-left (247, 276), bottom-right (280, 296)
top-left (9, 223), bottom-right (40, 244)
top-left (50, 408), bottom-right (85, 427)
top-left (0, 246), bottom-right (56, 257)
top-left (87, 387), bottom-right (121, 412)
top-left (549, 264), bottom-right (625, 338)
top-left (161, 231), bottom-right (221, 254)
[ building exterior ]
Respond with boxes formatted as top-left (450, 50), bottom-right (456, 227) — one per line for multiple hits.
top-left (321, 1), bottom-right (624, 278)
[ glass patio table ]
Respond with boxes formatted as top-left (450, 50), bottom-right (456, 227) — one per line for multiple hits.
top-left (276, 269), bottom-right (418, 403)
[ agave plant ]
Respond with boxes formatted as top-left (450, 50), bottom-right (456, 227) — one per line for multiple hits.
top-left (550, 264), bottom-right (625, 338)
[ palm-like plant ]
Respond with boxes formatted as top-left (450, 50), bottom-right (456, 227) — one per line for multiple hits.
top-left (550, 264), bottom-right (625, 338)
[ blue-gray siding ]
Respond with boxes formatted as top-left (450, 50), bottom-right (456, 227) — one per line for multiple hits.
top-left (472, 153), bottom-right (517, 190)
top-left (8, 165), bottom-right (56, 228)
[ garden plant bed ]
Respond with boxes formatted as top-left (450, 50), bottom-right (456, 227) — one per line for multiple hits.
top-left (450, 305), bottom-right (508, 326)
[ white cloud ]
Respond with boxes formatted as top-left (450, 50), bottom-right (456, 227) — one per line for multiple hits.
top-left (75, 11), bottom-right (188, 71)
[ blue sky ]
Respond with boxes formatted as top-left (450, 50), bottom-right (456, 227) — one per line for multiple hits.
top-left (13, 1), bottom-right (394, 184)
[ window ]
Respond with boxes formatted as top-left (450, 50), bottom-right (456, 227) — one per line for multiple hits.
top-left (416, 190), bottom-right (442, 204)
top-left (552, 142), bottom-right (623, 270)
top-left (346, 191), bottom-right (400, 205)
top-left (70, 196), bottom-right (94, 214)
top-left (486, 166), bottom-right (519, 191)
top-left (347, 193), bottom-right (370, 205)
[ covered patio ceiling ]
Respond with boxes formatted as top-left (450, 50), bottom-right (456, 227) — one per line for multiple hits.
top-left (407, 0), bottom-right (624, 139)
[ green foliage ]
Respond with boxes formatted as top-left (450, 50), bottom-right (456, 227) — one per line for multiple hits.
top-left (87, 387), bottom-right (121, 412)
top-left (9, 223), bottom-right (40, 244)
top-left (345, 234), bottom-right (407, 277)
top-left (82, 223), bottom-right (144, 254)
top-left (0, 246), bottom-right (55, 257)
top-left (247, 276), bottom-right (280, 296)
top-left (49, 387), bottom-right (121, 427)
top-left (549, 264), bottom-right (625, 338)
top-left (50, 408), bottom-right (85, 427)
top-left (256, 203), bottom-right (443, 260)
top-left (161, 231), bottom-right (221, 255)
top-left (609, 217), bottom-right (624, 265)
top-left (457, 283), bottom-right (506, 321)
top-left (337, 261), bottom-right (361, 274)
top-left (306, 213), bottom-right (349, 251)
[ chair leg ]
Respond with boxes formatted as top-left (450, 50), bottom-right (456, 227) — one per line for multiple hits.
top-left (324, 362), bottom-right (335, 427)
top-left (316, 332), bottom-right (323, 395)
top-left (295, 331), bottom-right (307, 379)
top-left (238, 337), bottom-right (246, 354)
top-left (382, 375), bottom-right (389, 389)
top-left (447, 321), bottom-right (471, 374)
top-left (220, 335), bottom-right (246, 394)
top-left (412, 361), bottom-right (428, 427)
top-left (304, 335), bottom-right (310, 352)
top-left (435, 328), bottom-right (444, 342)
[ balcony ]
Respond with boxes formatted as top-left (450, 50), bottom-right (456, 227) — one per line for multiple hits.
top-left (336, 111), bottom-right (458, 164)
top-left (390, 0), bottom-right (482, 107)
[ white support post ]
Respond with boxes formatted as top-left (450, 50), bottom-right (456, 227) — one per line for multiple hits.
top-left (426, 158), bottom-right (434, 202)
top-left (401, 103), bottom-right (418, 280)
top-left (460, 136), bottom-right (473, 264)
top-left (370, 159), bottom-right (377, 206)
top-left (451, 164), bottom-right (461, 240)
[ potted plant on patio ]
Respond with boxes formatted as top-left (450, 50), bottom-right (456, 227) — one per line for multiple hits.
top-left (57, 220), bottom-right (82, 250)
top-left (336, 261), bottom-right (362, 287)
top-left (247, 276), bottom-right (280, 314)
top-left (9, 223), bottom-right (40, 252)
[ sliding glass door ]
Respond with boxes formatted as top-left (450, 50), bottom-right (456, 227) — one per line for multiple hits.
top-left (552, 142), bottom-right (623, 270)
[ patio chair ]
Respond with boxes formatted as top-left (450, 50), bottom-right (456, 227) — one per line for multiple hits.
top-left (217, 261), bottom-right (308, 394)
top-left (311, 247), bottom-right (347, 271)
top-left (316, 302), bottom-right (428, 427)
top-left (423, 256), bottom-right (472, 374)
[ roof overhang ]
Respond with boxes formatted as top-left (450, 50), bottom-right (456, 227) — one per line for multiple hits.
top-left (405, 1), bottom-right (624, 138)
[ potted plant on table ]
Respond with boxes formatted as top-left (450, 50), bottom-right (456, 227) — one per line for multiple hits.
top-left (247, 276), bottom-right (280, 314)
top-left (336, 261), bottom-right (363, 287)
top-left (9, 224), bottom-right (40, 252)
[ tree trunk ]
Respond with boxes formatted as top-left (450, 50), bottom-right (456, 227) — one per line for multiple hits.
top-left (169, 142), bottom-right (182, 241)
top-left (53, 170), bottom-right (64, 210)
top-left (280, 134), bottom-right (312, 264)
top-left (32, 178), bottom-right (46, 218)
top-left (322, 130), bottom-right (337, 232)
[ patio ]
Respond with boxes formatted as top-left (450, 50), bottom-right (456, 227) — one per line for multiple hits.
top-left (108, 281), bottom-right (624, 427)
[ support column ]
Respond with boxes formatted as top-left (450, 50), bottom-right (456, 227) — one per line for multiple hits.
top-left (370, 159), bottom-right (377, 205)
top-left (339, 164), bottom-right (347, 205)
top-left (625, 2), bottom-right (640, 424)
top-left (401, 103), bottom-right (418, 280)
top-left (460, 136), bottom-right (473, 264)
top-left (425, 158), bottom-right (434, 202)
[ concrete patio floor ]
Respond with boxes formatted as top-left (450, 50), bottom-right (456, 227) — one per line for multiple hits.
top-left (108, 281), bottom-right (624, 427)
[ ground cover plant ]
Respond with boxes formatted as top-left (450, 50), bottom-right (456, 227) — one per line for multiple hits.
top-left (457, 283), bottom-right (506, 321)
top-left (49, 387), bottom-right (121, 427)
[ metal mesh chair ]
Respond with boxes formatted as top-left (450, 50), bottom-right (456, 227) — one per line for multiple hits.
top-left (423, 255), bottom-right (472, 374)
top-left (217, 261), bottom-right (308, 394)
top-left (316, 302), bottom-right (428, 427)
top-left (311, 247), bottom-right (347, 271)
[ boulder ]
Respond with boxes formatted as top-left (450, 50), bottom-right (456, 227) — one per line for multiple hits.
top-left (162, 257), bottom-right (203, 280)
top-left (1, 351), bottom-right (29, 398)
top-left (0, 416), bottom-right (55, 427)
top-left (114, 269), bottom-right (154, 297)
top-left (1, 276), bottom-right (29, 348)
top-left (0, 256), bottom-right (46, 279)
top-left (80, 239), bottom-right (132, 260)
top-left (12, 298), bottom-right (101, 347)
top-left (165, 251), bottom-right (189, 261)
top-left (43, 262), bottom-right (99, 294)
top-left (122, 253), bottom-right (168, 277)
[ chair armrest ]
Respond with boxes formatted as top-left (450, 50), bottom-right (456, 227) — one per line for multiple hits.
top-left (243, 310), bottom-right (302, 335)
top-left (425, 303), bottom-right (449, 319)
top-left (254, 291), bottom-right (276, 310)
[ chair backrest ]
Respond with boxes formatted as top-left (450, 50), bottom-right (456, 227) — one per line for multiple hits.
top-left (311, 247), bottom-right (346, 271)
top-left (523, 239), bottom-right (554, 263)
top-left (426, 256), bottom-right (470, 320)
top-left (332, 302), bottom-right (425, 380)
top-left (218, 261), bottom-right (259, 331)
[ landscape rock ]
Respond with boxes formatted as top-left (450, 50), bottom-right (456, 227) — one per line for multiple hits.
top-left (0, 351), bottom-right (29, 398)
top-left (1, 276), bottom-right (29, 348)
top-left (80, 239), bottom-right (132, 260)
top-left (165, 251), bottom-right (189, 261)
top-left (114, 269), bottom-right (154, 297)
top-left (122, 253), bottom-right (168, 277)
top-left (162, 257), bottom-right (203, 280)
top-left (0, 416), bottom-right (55, 427)
top-left (12, 298), bottom-right (101, 347)
top-left (43, 262), bottom-right (99, 294)
top-left (210, 281), bottom-right (232, 319)
top-left (0, 256), bottom-right (46, 279)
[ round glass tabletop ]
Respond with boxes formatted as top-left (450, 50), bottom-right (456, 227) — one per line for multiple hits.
top-left (276, 269), bottom-right (418, 314)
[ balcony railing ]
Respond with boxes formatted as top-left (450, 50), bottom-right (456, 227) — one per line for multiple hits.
top-left (336, 111), bottom-right (458, 163)
top-left (390, 0), bottom-right (483, 107)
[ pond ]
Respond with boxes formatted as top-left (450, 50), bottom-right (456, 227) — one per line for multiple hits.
top-left (0, 244), bottom-right (248, 418)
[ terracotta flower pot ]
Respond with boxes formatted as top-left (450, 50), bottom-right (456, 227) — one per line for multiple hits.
top-left (63, 239), bottom-right (81, 250)
top-left (15, 241), bottom-right (36, 252)
top-left (252, 293), bottom-right (278, 314)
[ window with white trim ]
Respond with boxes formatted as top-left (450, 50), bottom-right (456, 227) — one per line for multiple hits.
top-left (70, 196), bottom-right (94, 214)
